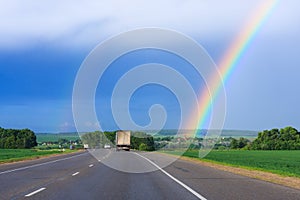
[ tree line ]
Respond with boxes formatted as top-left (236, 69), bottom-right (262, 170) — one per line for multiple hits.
top-left (81, 131), bottom-right (155, 151)
top-left (230, 126), bottom-right (300, 150)
top-left (80, 131), bottom-right (113, 148)
top-left (0, 127), bottom-right (37, 149)
top-left (131, 132), bottom-right (155, 151)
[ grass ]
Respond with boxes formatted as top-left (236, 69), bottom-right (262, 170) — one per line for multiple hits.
top-left (36, 133), bottom-right (80, 143)
top-left (0, 148), bottom-right (74, 163)
top-left (163, 149), bottom-right (300, 177)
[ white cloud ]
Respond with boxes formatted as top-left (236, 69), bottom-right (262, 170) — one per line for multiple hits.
top-left (0, 0), bottom-right (299, 49)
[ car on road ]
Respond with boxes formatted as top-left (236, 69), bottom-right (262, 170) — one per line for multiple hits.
top-left (104, 144), bottom-right (111, 149)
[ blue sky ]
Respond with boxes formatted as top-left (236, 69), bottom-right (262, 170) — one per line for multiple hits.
top-left (0, 0), bottom-right (299, 132)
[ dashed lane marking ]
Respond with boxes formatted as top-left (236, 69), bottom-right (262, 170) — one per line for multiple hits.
top-left (72, 172), bottom-right (80, 176)
top-left (25, 187), bottom-right (46, 197)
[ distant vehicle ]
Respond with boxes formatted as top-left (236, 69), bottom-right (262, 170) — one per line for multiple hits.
top-left (116, 130), bottom-right (131, 151)
top-left (104, 144), bottom-right (111, 149)
top-left (83, 144), bottom-right (89, 149)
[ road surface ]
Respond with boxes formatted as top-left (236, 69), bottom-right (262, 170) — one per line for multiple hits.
top-left (0, 150), bottom-right (299, 200)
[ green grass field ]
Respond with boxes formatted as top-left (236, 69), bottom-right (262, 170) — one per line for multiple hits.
top-left (36, 133), bottom-right (80, 143)
top-left (0, 149), bottom-right (72, 163)
top-left (165, 150), bottom-right (300, 177)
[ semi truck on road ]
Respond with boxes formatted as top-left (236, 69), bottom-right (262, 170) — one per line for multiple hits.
top-left (116, 130), bottom-right (131, 151)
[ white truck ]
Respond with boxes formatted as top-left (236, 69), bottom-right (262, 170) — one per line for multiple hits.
top-left (116, 130), bottom-right (131, 151)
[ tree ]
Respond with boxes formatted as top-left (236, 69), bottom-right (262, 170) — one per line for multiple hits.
top-left (139, 143), bottom-right (148, 151)
top-left (250, 126), bottom-right (300, 150)
top-left (80, 130), bottom-right (155, 151)
top-left (230, 138), bottom-right (238, 149)
top-left (131, 132), bottom-right (155, 151)
top-left (238, 137), bottom-right (250, 149)
top-left (58, 138), bottom-right (68, 145)
top-left (104, 131), bottom-right (116, 143)
top-left (81, 131), bottom-right (114, 148)
top-left (230, 137), bottom-right (250, 149)
top-left (0, 127), bottom-right (37, 149)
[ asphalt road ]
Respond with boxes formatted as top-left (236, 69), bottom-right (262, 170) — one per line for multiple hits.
top-left (0, 150), bottom-right (299, 200)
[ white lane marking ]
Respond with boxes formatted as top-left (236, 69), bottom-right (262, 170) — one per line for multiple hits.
top-left (25, 187), bottom-right (46, 197)
top-left (0, 152), bottom-right (87, 175)
top-left (102, 150), bottom-right (112, 160)
top-left (72, 172), bottom-right (80, 176)
top-left (135, 153), bottom-right (207, 200)
top-left (89, 164), bottom-right (94, 167)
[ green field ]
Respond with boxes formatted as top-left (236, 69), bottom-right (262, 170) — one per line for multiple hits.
top-left (166, 150), bottom-right (300, 177)
top-left (36, 133), bottom-right (80, 143)
top-left (0, 149), bottom-right (71, 163)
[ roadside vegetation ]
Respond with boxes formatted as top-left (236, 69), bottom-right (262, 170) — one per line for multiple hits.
top-left (0, 127), bottom-right (81, 163)
top-left (36, 133), bottom-right (80, 143)
top-left (80, 131), bottom-right (155, 151)
top-left (131, 132), bottom-right (155, 151)
top-left (168, 150), bottom-right (300, 177)
top-left (80, 131), bottom-right (114, 148)
top-left (0, 127), bottom-right (37, 149)
top-left (1, 125), bottom-right (300, 176)
top-left (229, 126), bottom-right (300, 150)
top-left (159, 126), bottom-right (300, 177)
top-left (0, 148), bottom-right (74, 163)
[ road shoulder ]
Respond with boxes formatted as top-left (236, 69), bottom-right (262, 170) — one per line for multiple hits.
top-left (177, 155), bottom-right (300, 190)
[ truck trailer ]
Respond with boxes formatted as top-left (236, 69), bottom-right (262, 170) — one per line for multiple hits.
top-left (116, 130), bottom-right (131, 151)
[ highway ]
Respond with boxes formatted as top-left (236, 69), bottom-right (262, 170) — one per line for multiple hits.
top-left (0, 150), bottom-right (299, 200)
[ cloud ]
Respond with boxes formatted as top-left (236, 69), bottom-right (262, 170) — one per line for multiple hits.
top-left (59, 121), bottom-right (76, 132)
top-left (1, 0), bottom-right (298, 50)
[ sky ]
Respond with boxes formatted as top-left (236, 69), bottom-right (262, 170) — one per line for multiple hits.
top-left (0, 0), bottom-right (299, 133)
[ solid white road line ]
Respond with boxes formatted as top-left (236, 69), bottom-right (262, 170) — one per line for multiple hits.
top-left (135, 153), bottom-right (207, 200)
top-left (25, 187), bottom-right (46, 197)
top-left (0, 152), bottom-right (87, 175)
top-left (72, 172), bottom-right (80, 176)
top-left (89, 164), bottom-right (94, 167)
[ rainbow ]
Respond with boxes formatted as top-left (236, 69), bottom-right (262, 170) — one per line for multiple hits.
top-left (189, 1), bottom-right (279, 134)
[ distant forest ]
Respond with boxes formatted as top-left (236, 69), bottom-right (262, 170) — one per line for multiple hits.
top-left (0, 127), bottom-right (37, 149)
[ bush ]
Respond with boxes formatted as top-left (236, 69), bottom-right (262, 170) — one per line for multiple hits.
top-left (139, 143), bottom-right (148, 151)
top-left (251, 127), bottom-right (300, 150)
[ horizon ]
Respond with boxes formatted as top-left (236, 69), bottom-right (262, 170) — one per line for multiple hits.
top-left (33, 128), bottom-right (260, 135)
